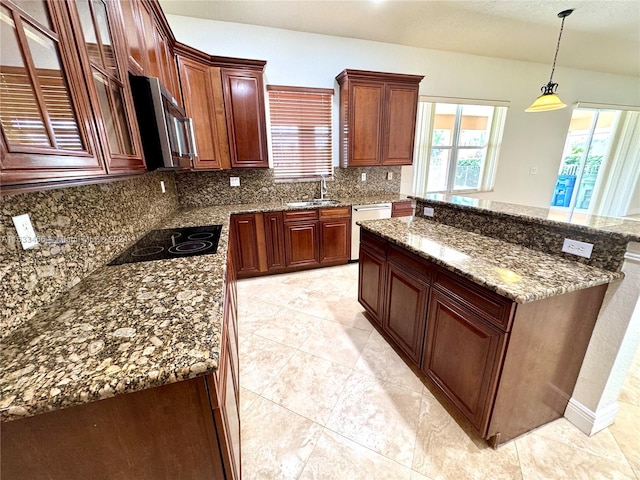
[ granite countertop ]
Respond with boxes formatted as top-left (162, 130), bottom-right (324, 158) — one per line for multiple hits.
top-left (0, 207), bottom-right (232, 422)
top-left (414, 194), bottom-right (640, 242)
top-left (0, 197), bottom-right (408, 422)
top-left (4, 194), bottom-right (613, 423)
top-left (359, 217), bottom-right (622, 304)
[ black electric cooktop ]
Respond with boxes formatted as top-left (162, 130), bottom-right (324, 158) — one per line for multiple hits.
top-left (108, 225), bottom-right (222, 266)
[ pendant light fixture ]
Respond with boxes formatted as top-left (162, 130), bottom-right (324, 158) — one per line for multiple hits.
top-left (526, 9), bottom-right (574, 112)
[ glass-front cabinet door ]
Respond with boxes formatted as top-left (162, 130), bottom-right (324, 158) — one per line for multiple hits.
top-left (0, 0), bottom-right (106, 187)
top-left (70, 0), bottom-right (144, 173)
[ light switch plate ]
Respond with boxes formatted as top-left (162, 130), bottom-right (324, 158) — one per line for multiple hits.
top-left (12, 213), bottom-right (39, 250)
top-left (562, 238), bottom-right (593, 258)
top-left (423, 207), bottom-right (435, 217)
top-left (160, 181), bottom-right (166, 193)
top-left (361, 173), bottom-right (367, 182)
top-left (230, 177), bottom-right (240, 187)
top-left (387, 172), bottom-right (393, 180)
top-left (529, 167), bottom-right (538, 175)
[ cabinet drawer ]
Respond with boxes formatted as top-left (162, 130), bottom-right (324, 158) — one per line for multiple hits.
top-left (433, 268), bottom-right (514, 331)
top-left (391, 201), bottom-right (414, 217)
top-left (387, 243), bottom-right (431, 284)
top-left (284, 209), bottom-right (319, 222)
top-left (360, 229), bottom-right (387, 256)
top-left (319, 207), bottom-right (351, 219)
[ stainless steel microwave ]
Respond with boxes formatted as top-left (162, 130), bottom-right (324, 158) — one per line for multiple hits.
top-left (129, 75), bottom-right (196, 170)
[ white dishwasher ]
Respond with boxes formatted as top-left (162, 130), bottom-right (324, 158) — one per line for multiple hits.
top-left (351, 203), bottom-right (392, 260)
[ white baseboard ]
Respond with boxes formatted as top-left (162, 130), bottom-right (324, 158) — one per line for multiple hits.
top-left (564, 398), bottom-right (619, 435)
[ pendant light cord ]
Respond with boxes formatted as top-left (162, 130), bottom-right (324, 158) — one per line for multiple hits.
top-left (548, 16), bottom-right (566, 84)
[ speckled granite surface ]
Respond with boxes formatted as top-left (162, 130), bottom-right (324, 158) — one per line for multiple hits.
top-left (1, 171), bottom-right (179, 336)
top-left (413, 195), bottom-right (635, 272)
top-left (175, 166), bottom-right (402, 208)
top-left (359, 217), bottom-right (621, 304)
top-left (0, 207), bottom-right (231, 422)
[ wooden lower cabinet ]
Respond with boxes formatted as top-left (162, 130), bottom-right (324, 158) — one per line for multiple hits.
top-left (391, 200), bottom-right (414, 217)
top-left (1, 246), bottom-right (240, 480)
top-left (264, 211), bottom-right (286, 272)
top-left (232, 207), bottom-right (350, 278)
top-left (358, 228), bottom-right (608, 447)
top-left (422, 290), bottom-right (506, 433)
top-left (231, 213), bottom-right (266, 276)
top-left (358, 245), bottom-right (385, 326)
top-left (285, 222), bottom-right (319, 268)
top-left (319, 207), bottom-right (351, 264)
top-left (383, 262), bottom-right (429, 365)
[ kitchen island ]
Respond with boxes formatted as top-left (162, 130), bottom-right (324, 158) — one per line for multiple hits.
top-left (357, 216), bottom-right (620, 447)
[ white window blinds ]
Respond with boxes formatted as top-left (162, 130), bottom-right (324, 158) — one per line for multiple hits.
top-left (267, 85), bottom-right (333, 181)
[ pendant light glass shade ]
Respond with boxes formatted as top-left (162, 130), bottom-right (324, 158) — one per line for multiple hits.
top-left (525, 93), bottom-right (567, 112)
top-left (526, 9), bottom-right (573, 113)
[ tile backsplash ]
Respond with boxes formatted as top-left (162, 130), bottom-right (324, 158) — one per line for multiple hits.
top-left (176, 166), bottom-right (402, 208)
top-left (1, 171), bottom-right (178, 336)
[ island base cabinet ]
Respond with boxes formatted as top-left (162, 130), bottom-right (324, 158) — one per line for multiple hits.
top-left (0, 376), bottom-right (226, 480)
top-left (357, 228), bottom-right (610, 447)
top-left (422, 290), bottom-right (506, 434)
top-left (358, 246), bottom-right (385, 326)
top-left (384, 263), bottom-right (429, 365)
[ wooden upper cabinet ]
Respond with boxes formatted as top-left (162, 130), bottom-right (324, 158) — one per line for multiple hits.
top-left (350, 82), bottom-right (384, 166)
top-left (120, 1), bottom-right (180, 102)
top-left (336, 69), bottom-right (423, 167)
top-left (176, 49), bottom-right (230, 170)
top-left (221, 67), bottom-right (269, 168)
top-left (68, 0), bottom-right (145, 173)
top-left (383, 83), bottom-right (420, 165)
top-left (117, 0), bottom-right (145, 74)
top-left (0, 0), bottom-right (106, 187)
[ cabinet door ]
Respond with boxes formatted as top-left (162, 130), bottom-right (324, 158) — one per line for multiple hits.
top-left (382, 83), bottom-right (419, 165)
top-left (70, 0), bottom-right (145, 173)
top-left (320, 219), bottom-right (350, 264)
top-left (117, 0), bottom-right (145, 74)
top-left (264, 211), bottom-right (286, 271)
top-left (177, 57), bottom-right (229, 169)
top-left (231, 213), bottom-right (265, 276)
top-left (358, 245), bottom-right (386, 326)
top-left (0, 0), bottom-right (106, 187)
top-left (391, 200), bottom-right (414, 217)
top-left (383, 262), bottom-right (429, 365)
top-left (221, 68), bottom-right (268, 168)
top-left (422, 290), bottom-right (507, 434)
top-left (154, 24), bottom-right (180, 103)
top-left (284, 222), bottom-right (319, 268)
top-left (349, 81), bottom-right (384, 166)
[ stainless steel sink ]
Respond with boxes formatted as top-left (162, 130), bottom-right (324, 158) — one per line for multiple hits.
top-left (286, 199), bottom-right (341, 207)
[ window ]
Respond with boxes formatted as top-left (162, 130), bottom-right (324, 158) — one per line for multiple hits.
top-left (551, 104), bottom-right (640, 218)
top-left (267, 85), bottom-right (333, 182)
top-left (412, 98), bottom-right (508, 196)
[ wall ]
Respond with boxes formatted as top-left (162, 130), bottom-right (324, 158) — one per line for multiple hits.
top-left (166, 14), bottom-right (640, 208)
top-left (175, 167), bottom-right (401, 208)
top-left (1, 171), bottom-right (178, 337)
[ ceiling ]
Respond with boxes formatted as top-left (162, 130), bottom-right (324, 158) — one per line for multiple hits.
top-left (159, 0), bottom-right (640, 77)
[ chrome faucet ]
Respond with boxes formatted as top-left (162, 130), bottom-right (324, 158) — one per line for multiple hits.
top-left (320, 175), bottom-right (328, 200)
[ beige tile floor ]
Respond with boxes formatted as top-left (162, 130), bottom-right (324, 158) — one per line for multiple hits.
top-left (237, 264), bottom-right (640, 480)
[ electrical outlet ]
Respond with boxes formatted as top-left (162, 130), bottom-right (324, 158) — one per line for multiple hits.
top-left (387, 171), bottom-right (393, 180)
top-left (529, 167), bottom-right (538, 175)
top-left (361, 173), bottom-right (367, 182)
top-left (12, 213), bottom-right (39, 250)
top-left (423, 207), bottom-right (435, 217)
top-left (230, 177), bottom-right (240, 187)
top-left (160, 181), bottom-right (166, 193)
top-left (562, 238), bottom-right (593, 258)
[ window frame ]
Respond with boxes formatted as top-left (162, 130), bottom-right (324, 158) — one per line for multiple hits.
top-left (412, 97), bottom-right (508, 196)
top-left (267, 84), bottom-right (334, 183)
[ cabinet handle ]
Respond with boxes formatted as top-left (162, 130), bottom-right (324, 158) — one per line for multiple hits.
top-left (186, 117), bottom-right (198, 159)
